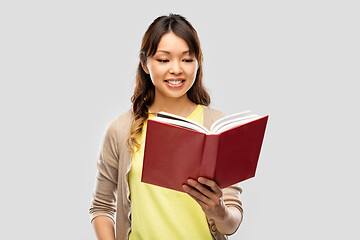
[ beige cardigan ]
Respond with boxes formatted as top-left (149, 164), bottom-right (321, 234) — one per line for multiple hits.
top-left (89, 106), bottom-right (243, 240)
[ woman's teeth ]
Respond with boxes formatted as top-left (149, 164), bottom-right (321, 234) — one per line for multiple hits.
top-left (168, 80), bottom-right (182, 85)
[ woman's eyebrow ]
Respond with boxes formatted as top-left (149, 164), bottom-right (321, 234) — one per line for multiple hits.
top-left (156, 50), bottom-right (190, 54)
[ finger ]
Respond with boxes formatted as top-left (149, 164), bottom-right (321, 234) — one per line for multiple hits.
top-left (198, 177), bottom-right (222, 198)
top-left (187, 179), bottom-right (215, 200)
top-left (183, 183), bottom-right (211, 205)
top-left (183, 185), bottom-right (209, 211)
top-left (198, 177), bottom-right (221, 193)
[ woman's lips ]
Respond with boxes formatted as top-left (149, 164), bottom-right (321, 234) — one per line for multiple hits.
top-left (164, 79), bottom-right (185, 88)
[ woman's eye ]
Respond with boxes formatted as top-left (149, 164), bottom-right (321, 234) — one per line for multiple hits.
top-left (184, 59), bottom-right (194, 62)
top-left (157, 59), bottom-right (169, 63)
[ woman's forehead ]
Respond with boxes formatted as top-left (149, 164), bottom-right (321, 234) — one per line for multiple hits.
top-left (155, 33), bottom-right (190, 52)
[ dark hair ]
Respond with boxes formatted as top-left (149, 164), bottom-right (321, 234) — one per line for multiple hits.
top-left (127, 13), bottom-right (211, 152)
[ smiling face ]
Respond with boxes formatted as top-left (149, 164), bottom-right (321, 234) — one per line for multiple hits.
top-left (142, 32), bottom-right (199, 102)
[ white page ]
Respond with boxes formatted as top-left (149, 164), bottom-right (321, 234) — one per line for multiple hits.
top-left (210, 110), bottom-right (257, 133)
top-left (213, 115), bottom-right (264, 134)
top-left (153, 111), bottom-right (209, 133)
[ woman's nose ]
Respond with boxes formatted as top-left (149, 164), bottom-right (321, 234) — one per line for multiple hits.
top-left (169, 61), bottom-right (183, 75)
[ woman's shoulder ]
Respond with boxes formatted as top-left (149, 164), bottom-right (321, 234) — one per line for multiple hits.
top-left (202, 105), bottom-right (226, 129)
top-left (113, 109), bottom-right (133, 124)
top-left (103, 109), bottom-right (133, 137)
top-left (202, 105), bottom-right (226, 119)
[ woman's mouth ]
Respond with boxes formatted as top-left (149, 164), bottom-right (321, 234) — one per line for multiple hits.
top-left (164, 79), bottom-right (185, 88)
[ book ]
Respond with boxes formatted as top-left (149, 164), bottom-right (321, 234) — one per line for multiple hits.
top-left (141, 110), bottom-right (269, 192)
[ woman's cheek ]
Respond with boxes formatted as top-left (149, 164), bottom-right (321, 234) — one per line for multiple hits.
top-left (189, 65), bottom-right (198, 79)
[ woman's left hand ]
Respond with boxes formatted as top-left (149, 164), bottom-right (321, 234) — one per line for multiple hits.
top-left (183, 177), bottom-right (227, 221)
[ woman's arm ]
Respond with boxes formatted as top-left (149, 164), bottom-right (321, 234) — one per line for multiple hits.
top-left (212, 206), bottom-right (242, 235)
top-left (92, 216), bottom-right (116, 240)
top-left (89, 119), bottom-right (120, 239)
top-left (183, 177), bottom-right (243, 235)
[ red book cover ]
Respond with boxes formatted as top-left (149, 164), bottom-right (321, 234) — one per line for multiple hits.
top-left (141, 115), bottom-right (268, 192)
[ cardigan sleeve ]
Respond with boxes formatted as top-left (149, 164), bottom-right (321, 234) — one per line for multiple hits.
top-left (222, 183), bottom-right (243, 234)
top-left (89, 118), bottom-right (119, 224)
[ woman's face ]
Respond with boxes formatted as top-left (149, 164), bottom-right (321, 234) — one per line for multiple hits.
top-left (143, 32), bottom-right (199, 101)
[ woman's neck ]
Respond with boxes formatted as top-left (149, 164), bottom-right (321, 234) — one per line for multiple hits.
top-left (149, 95), bottom-right (198, 118)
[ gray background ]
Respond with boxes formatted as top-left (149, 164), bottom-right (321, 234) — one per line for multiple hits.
top-left (1, 0), bottom-right (359, 239)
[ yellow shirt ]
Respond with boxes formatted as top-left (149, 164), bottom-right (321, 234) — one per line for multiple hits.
top-left (128, 105), bottom-right (213, 240)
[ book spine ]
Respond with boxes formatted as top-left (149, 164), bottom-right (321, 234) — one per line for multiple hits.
top-left (199, 134), bottom-right (219, 179)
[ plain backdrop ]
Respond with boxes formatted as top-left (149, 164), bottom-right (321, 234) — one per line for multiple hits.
top-left (1, 0), bottom-right (359, 239)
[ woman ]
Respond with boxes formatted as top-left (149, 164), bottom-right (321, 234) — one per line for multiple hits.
top-left (89, 13), bottom-right (243, 240)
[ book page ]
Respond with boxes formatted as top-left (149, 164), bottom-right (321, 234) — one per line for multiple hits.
top-left (210, 111), bottom-right (258, 133)
top-left (212, 115), bottom-right (263, 133)
top-left (153, 112), bottom-right (209, 133)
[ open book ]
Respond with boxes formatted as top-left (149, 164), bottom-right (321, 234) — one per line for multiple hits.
top-left (155, 110), bottom-right (264, 134)
top-left (141, 110), bottom-right (269, 192)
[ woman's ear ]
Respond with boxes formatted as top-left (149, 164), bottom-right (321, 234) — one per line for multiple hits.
top-left (141, 61), bottom-right (149, 74)
top-left (140, 52), bottom-right (149, 74)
